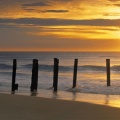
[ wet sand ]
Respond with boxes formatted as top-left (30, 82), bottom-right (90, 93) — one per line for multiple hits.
top-left (0, 93), bottom-right (120, 120)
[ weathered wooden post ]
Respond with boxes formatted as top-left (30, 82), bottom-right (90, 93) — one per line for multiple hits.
top-left (31, 59), bottom-right (38, 92)
top-left (106, 59), bottom-right (110, 86)
top-left (73, 59), bottom-right (78, 88)
top-left (53, 58), bottom-right (59, 92)
top-left (53, 58), bottom-right (57, 88)
top-left (11, 59), bottom-right (18, 93)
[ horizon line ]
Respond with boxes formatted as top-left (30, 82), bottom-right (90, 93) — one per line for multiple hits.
top-left (0, 50), bottom-right (120, 52)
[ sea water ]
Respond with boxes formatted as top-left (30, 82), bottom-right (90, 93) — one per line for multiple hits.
top-left (1, 52), bottom-right (120, 108)
top-left (0, 52), bottom-right (120, 95)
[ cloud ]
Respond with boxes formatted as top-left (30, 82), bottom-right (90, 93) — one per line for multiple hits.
top-left (41, 10), bottom-right (69, 13)
top-left (57, 0), bottom-right (73, 2)
top-left (0, 18), bottom-right (120, 27)
top-left (22, 8), bottom-right (37, 12)
top-left (23, 8), bottom-right (36, 12)
top-left (0, 23), bottom-right (17, 29)
top-left (103, 13), bottom-right (120, 16)
top-left (23, 8), bottom-right (35, 11)
top-left (113, 3), bottom-right (120, 6)
top-left (108, 0), bottom-right (120, 2)
top-left (22, 2), bottom-right (51, 7)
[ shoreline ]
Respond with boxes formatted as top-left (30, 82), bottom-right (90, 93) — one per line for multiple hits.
top-left (1, 89), bottom-right (120, 108)
top-left (0, 93), bottom-right (120, 120)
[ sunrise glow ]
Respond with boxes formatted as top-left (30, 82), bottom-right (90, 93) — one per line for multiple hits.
top-left (0, 0), bottom-right (120, 51)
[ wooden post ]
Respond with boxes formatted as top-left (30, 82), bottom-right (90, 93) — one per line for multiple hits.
top-left (34, 59), bottom-right (38, 91)
top-left (12, 59), bottom-right (18, 93)
top-left (53, 58), bottom-right (57, 88)
top-left (31, 59), bottom-right (38, 92)
top-left (54, 58), bottom-right (59, 92)
top-left (73, 59), bottom-right (78, 88)
top-left (106, 59), bottom-right (110, 86)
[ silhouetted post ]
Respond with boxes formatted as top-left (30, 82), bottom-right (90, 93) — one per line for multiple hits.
top-left (11, 59), bottom-right (18, 93)
top-left (53, 58), bottom-right (57, 88)
top-left (73, 59), bottom-right (78, 88)
top-left (54, 58), bottom-right (59, 92)
top-left (31, 59), bottom-right (38, 92)
top-left (106, 59), bottom-right (110, 86)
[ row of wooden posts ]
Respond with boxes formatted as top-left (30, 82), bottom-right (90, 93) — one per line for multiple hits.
top-left (11, 58), bottom-right (111, 93)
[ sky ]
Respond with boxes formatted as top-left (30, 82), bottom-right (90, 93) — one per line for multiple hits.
top-left (0, 0), bottom-right (120, 52)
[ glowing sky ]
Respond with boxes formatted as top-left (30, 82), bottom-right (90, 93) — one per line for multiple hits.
top-left (0, 0), bottom-right (120, 51)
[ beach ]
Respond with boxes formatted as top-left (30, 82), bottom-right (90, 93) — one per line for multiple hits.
top-left (0, 93), bottom-right (120, 120)
top-left (0, 52), bottom-right (120, 119)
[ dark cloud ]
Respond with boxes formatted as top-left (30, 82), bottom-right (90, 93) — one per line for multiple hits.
top-left (57, 0), bottom-right (73, 2)
top-left (113, 3), bottom-right (120, 6)
top-left (22, 8), bottom-right (37, 12)
top-left (103, 13), bottom-right (120, 16)
top-left (23, 8), bottom-right (35, 12)
top-left (22, 2), bottom-right (51, 7)
top-left (23, 8), bottom-right (35, 11)
top-left (0, 23), bottom-right (17, 29)
top-left (108, 0), bottom-right (120, 2)
top-left (0, 18), bottom-right (120, 27)
top-left (41, 10), bottom-right (69, 13)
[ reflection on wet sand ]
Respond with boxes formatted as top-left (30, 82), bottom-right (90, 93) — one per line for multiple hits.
top-left (4, 89), bottom-right (120, 108)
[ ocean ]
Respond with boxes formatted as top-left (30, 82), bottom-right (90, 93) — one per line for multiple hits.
top-left (0, 52), bottom-right (120, 95)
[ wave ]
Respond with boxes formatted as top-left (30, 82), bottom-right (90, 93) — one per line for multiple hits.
top-left (22, 64), bottom-right (32, 69)
top-left (80, 65), bottom-right (105, 71)
top-left (0, 64), bottom-right (12, 69)
top-left (1, 63), bottom-right (120, 72)
top-left (20, 64), bottom-right (120, 72)
top-left (111, 65), bottom-right (120, 71)
top-left (22, 64), bottom-right (73, 72)
top-left (22, 64), bottom-right (106, 72)
top-left (80, 65), bottom-right (120, 72)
